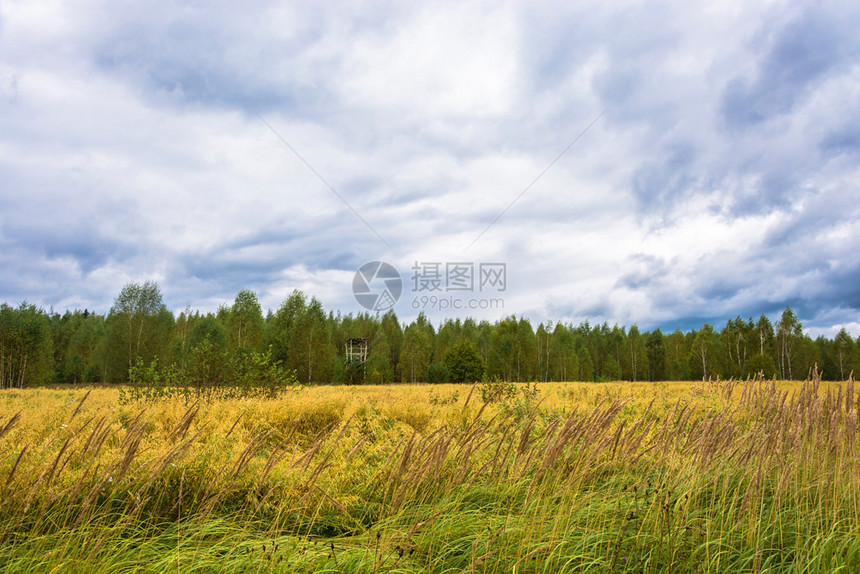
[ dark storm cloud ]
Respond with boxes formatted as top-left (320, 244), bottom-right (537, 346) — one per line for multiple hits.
top-left (178, 236), bottom-right (362, 284)
top-left (542, 2), bottom-right (860, 229)
top-left (616, 254), bottom-right (672, 291)
top-left (817, 263), bottom-right (860, 310)
top-left (730, 173), bottom-right (800, 216)
top-left (0, 166), bottom-right (147, 277)
top-left (721, 7), bottom-right (854, 128)
top-left (157, 214), bottom-right (380, 311)
top-left (696, 278), bottom-right (757, 306)
top-left (630, 142), bottom-right (697, 212)
top-left (657, 315), bottom-right (728, 333)
top-left (573, 301), bottom-right (613, 323)
top-left (90, 4), bottom-right (329, 115)
top-left (177, 256), bottom-right (280, 290)
top-left (95, 37), bottom-right (331, 116)
top-left (3, 223), bottom-right (132, 274)
top-left (820, 120), bottom-right (860, 156)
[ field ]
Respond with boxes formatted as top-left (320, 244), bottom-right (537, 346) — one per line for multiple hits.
top-left (1, 376), bottom-right (859, 573)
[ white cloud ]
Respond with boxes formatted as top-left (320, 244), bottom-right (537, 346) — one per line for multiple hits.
top-left (341, 2), bottom-right (519, 117)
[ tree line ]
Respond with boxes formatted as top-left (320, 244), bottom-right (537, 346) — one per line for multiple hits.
top-left (1, 281), bottom-right (858, 388)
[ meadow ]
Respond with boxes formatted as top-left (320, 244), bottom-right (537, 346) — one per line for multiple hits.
top-left (1, 375), bottom-right (858, 573)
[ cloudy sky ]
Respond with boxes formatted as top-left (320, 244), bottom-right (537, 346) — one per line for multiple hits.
top-left (1, 0), bottom-right (859, 337)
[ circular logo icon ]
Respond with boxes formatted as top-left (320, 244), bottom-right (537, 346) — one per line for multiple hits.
top-left (352, 261), bottom-right (402, 311)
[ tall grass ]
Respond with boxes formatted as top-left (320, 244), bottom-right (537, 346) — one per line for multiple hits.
top-left (1, 374), bottom-right (858, 572)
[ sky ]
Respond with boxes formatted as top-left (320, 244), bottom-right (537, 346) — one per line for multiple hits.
top-left (1, 0), bottom-right (859, 338)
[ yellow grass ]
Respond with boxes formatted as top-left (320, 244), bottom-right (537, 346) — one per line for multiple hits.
top-left (1, 377), bottom-right (857, 572)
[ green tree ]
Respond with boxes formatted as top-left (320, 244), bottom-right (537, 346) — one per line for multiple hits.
top-left (434, 320), bottom-right (459, 367)
top-left (379, 310), bottom-right (403, 381)
top-left (536, 322), bottom-right (552, 382)
top-left (368, 330), bottom-right (393, 384)
top-left (623, 325), bottom-right (648, 381)
top-left (794, 334), bottom-right (818, 380)
top-left (721, 317), bottom-right (750, 377)
top-left (548, 323), bottom-right (577, 381)
top-left (814, 336), bottom-right (840, 381)
top-left (186, 335), bottom-right (229, 395)
top-left (776, 307), bottom-right (802, 380)
top-left (688, 324), bottom-right (718, 380)
top-left (749, 353), bottom-right (777, 379)
top-left (590, 323), bottom-right (611, 378)
top-left (169, 307), bottom-right (196, 369)
top-left (188, 315), bottom-right (228, 351)
top-left (514, 317), bottom-right (538, 381)
top-left (753, 314), bottom-right (775, 358)
top-left (427, 362), bottom-right (450, 384)
top-left (110, 281), bottom-right (170, 375)
top-left (266, 290), bottom-right (307, 367)
top-left (443, 340), bottom-right (484, 383)
top-left (291, 297), bottom-right (335, 384)
top-left (487, 318), bottom-right (514, 381)
top-left (58, 311), bottom-right (104, 383)
top-left (833, 328), bottom-right (855, 380)
top-left (50, 310), bottom-right (79, 383)
top-left (461, 318), bottom-right (480, 348)
top-left (475, 320), bottom-right (493, 366)
top-left (602, 325), bottom-right (625, 381)
top-left (577, 345), bottom-right (595, 381)
top-left (665, 328), bottom-right (689, 380)
top-left (227, 289), bottom-right (264, 352)
top-left (603, 355), bottom-right (622, 381)
top-left (487, 316), bottom-right (537, 381)
top-left (646, 329), bottom-right (666, 381)
top-left (400, 323), bottom-right (431, 383)
top-left (0, 303), bottom-right (54, 388)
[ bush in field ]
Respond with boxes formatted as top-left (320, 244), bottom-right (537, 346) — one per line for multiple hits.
top-left (749, 352), bottom-right (777, 379)
top-left (232, 347), bottom-right (299, 398)
top-left (479, 378), bottom-right (518, 403)
top-left (185, 336), bottom-right (230, 395)
top-left (120, 343), bottom-right (298, 403)
top-left (426, 362), bottom-right (450, 384)
top-left (443, 341), bottom-right (484, 383)
top-left (119, 356), bottom-right (186, 403)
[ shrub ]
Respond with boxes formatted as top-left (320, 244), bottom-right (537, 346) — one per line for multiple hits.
top-left (427, 362), bottom-right (450, 384)
top-left (479, 378), bottom-right (518, 403)
top-left (120, 344), bottom-right (298, 404)
top-left (748, 353), bottom-right (777, 379)
top-left (443, 341), bottom-right (484, 383)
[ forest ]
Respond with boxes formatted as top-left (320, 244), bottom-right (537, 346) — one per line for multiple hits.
top-left (1, 280), bottom-right (858, 388)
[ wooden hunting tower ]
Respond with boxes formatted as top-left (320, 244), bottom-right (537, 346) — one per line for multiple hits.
top-left (345, 337), bottom-right (368, 384)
